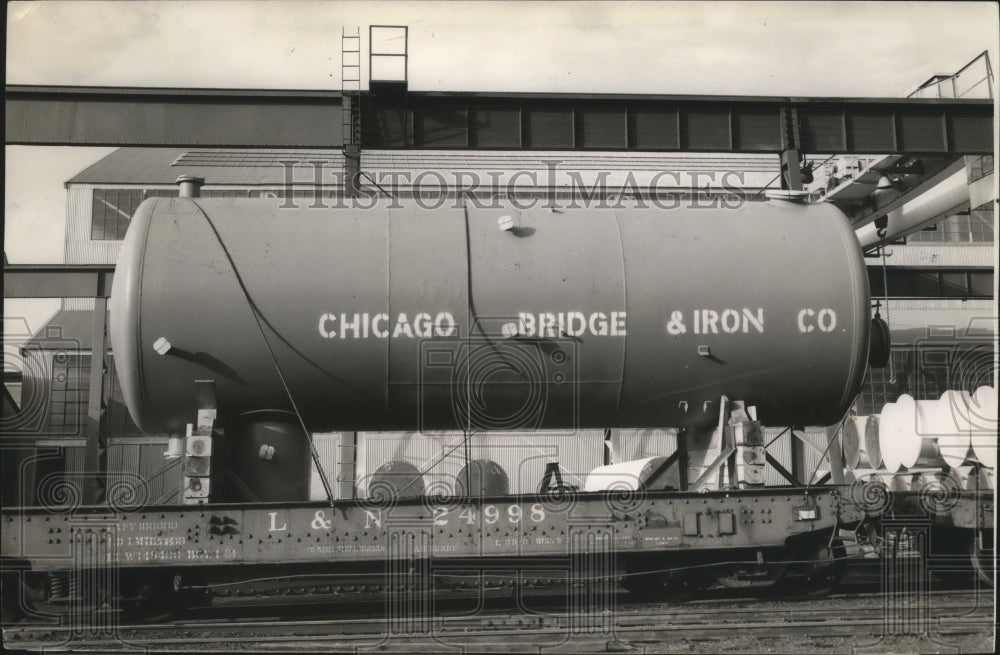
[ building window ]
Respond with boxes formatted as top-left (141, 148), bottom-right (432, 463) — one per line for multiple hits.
top-left (49, 353), bottom-right (90, 435)
top-left (967, 155), bottom-right (994, 183)
top-left (908, 203), bottom-right (994, 243)
top-left (48, 353), bottom-right (141, 437)
top-left (859, 341), bottom-right (992, 415)
top-left (91, 189), bottom-right (176, 240)
top-left (867, 267), bottom-right (993, 299)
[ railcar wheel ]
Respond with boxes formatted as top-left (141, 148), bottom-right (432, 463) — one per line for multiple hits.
top-left (0, 572), bottom-right (27, 622)
top-left (970, 529), bottom-right (994, 587)
top-left (0, 568), bottom-right (44, 622)
top-left (781, 539), bottom-right (848, 597)
top-left (931, 529), bottom-right (994, 588)
top-left (622, 569), bottom-right (704, 603)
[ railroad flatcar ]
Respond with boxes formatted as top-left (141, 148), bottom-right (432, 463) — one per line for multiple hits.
top-left (1, 190), bottom-right (992, 619)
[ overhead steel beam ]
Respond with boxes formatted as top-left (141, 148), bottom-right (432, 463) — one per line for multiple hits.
top-left (83, 296), bottom-right (109, 505)
top-left (5, 86), bottom-right (344, 147)
top-left (3, 265), bottom-right (115, 298)
top-left (363, 92), bottom-right (993, 154)
top-left (6, 86), bottom-right (992, 154)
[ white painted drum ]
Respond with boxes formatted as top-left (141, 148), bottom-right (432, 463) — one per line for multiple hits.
top-left (929, 390), bottom-right (976, 466)
top-left (843, 415), bottom-right (868, 469)
top-left (878, 400), bottom-right (908, 473)
top-left (902, 399), bottom-right (946, 469)
top-left (584, 457), bottom-right (669, 492)
top-left (969, 386), bottom-right (997, 469)
top-left (863, 414), bottom-right (883, 468)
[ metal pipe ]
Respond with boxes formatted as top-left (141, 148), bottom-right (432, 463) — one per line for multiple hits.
top-left (176, 175), bottom-right (204, 198)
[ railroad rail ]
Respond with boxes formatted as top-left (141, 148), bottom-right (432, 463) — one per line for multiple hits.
top-left (5, 590), bottom-right (992, 651)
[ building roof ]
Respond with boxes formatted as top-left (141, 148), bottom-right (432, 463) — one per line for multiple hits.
top-left (66, 148), bottom-right (346, 186)
top-left (23, 309), bottom-right (106, 352)
top-left (67, 147), bottom-right (782, 189)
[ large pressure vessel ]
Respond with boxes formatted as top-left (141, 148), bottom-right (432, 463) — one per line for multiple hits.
top-left (110, 197), bottom-right (871, 436)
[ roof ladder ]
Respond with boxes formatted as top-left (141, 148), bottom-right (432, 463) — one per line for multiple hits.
top-left (341, 27), bottom-right (362, 196)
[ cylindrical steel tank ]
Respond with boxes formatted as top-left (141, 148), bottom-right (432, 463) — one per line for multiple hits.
top-left (219, 413), bottom-right (312, 502)
top-left (969, 386), bottom-right (998, 468)
top-left (110, 197), bottom-right (871, 436)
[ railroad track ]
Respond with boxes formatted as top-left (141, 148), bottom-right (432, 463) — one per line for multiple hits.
top-left (5, 590), bottom-right (992, 651)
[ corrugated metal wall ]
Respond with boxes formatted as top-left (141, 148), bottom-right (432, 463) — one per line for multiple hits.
top-left (763, 429), bottom-right (793, 486)
top-left (611, 428), bottom-right (678, 461)
top-left (800, 429), bottom-right (833, 482)
top-left (107, 438), bottom-right (182, 505)
top-left (65, 187), bottom-right (123, 266)
top-left (353, 430), bottom-right (604, 497)
top-left (64, 445), bottom-right (86, 477)
top-left (762, 429), bottom-right (829, 485)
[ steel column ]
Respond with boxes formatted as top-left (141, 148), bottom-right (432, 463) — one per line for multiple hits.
top-left (780, 149), bottom-right (803, 191)
top-left (676, 432), bottom-right (689, 491)
top-left (790, 430), bottom-right (807, 485)
top-left (82, 298), bottom-right (108, 505)
top-left (338, 432), bottom-right (358, 500)
top-left (342, 93), bottom-right (361, 197)
top-left (825, 424), bottom-right (846, 485)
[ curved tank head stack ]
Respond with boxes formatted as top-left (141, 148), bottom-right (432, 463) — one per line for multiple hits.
top-left (860, 389), bottom-right (996, 494)
top-left (110, 195), bottom-right (875, 501)
top-left (969, 386), bottom-right (998, 469)
top-left (843, 415), bottom-right (874, 469)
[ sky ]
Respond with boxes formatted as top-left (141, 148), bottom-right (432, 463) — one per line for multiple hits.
top-left (4, 0), bottom-right (999, 334)
top-left (6, 1), bottom-right (998, 96)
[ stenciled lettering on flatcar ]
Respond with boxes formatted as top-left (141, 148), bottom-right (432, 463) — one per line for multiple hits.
top-left (268, 512), bottom-right (287, 532)
top-left (311, 510), bottom-right (333, 530)
top-left (430, 503), bottom-right (547, 526)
